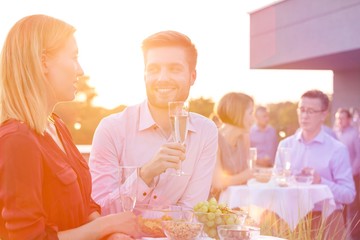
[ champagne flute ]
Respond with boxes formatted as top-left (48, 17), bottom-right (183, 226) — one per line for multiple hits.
top-left (119, 166), bottom-right (139, 212)
top-left (168, 101), bottom-right (189, 176)
top-left (248, 147), bottom-right (257, 170)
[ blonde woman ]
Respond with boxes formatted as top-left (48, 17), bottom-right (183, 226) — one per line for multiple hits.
top-left (211, 92), bottom-right (255, 198)
top-left (0, 15), bottom-right (138, 239)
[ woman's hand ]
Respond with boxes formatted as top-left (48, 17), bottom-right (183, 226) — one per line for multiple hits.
top-left (58, 211), bottom-right (140, 240)
top-left (102, 212), bottom-right (140, 239)
top-left (105, 232), bottom-right (134, 240)
top-left (243, 168), bottom-right (254, 181)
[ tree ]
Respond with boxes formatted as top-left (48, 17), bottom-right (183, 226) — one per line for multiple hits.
top-left (54, 75), bottom-right (113, 144)
top-left (189, 97), bottom-right (215, 117)
top-left (54, 79), bottom-right (305, 145)
top-left (267, 102), bottom-right (298, 140)
top-left (75, 75), bottom-right (97, 106)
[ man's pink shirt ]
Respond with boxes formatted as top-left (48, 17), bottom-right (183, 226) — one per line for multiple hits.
top-left (89, 100), bottom-right (218, 214)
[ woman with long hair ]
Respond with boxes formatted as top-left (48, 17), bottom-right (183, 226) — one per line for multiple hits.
top-left (0, 14), bottom-right (138, 239)
top-left (211, 92), bottom-right (255, 199)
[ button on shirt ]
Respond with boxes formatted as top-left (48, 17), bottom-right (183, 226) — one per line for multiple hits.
top-left (275, 129), bottom-right (355, 210)
top-left (89, 100), bottom-right (218, 214)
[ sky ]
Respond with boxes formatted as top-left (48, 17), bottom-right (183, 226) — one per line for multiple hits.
top-left (0, 0), bottom-right (333, 109)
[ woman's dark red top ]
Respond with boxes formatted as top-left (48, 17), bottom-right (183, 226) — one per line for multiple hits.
top-left (0, 115), bottom-right (100, 239)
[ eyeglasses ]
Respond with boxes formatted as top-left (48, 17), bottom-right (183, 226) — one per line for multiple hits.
top-left (297, 107), bottom-right (325, 115)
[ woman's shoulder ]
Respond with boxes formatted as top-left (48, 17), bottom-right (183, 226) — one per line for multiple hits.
top-left (0, 119), bottom-right (34, 139)
top-left (0, 119), bottom-right (40, 156)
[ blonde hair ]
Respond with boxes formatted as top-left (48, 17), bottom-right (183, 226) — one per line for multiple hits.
top-left (216, 92), bottom-right (254, 129)
top-left (0, 14), bottom-right (75, 134)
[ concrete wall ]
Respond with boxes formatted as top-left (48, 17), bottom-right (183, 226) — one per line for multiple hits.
top-left (249, 0), bottom-right (360, 124)
top-left (250, 0), bottom-right (360, 70)
top-left (332, 69), bottom-right (360, 121)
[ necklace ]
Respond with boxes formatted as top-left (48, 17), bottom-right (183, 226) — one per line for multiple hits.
top-left (48, 115), bottom-right (55, 125)
top-left (45, 115), bottom-right (66, 153)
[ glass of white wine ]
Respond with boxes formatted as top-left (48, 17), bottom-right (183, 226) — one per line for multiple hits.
top-left (119, 166), bottom-right (139, 212)
top-left (274, 147), bottom-right (292, 186)
top-left (278, 147), bottom-right (291, 171)
top-left (248, 147), bottom-right (257, 170)
top-left (168, 101), bottom-right (189, 176)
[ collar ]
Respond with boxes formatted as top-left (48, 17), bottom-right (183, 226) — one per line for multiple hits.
top-left (138, 100), bottom-right (196, 133)
top-left (296, 128), bottom-right (325, 144)
top-left (138, 100), bottom-right (156, 131)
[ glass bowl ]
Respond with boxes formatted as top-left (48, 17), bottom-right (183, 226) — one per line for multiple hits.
top-left (253, 167), bottom-right (273, 183)
top-left (134, 204), bottom-right (193, 238)
top-left (194, 210), bottom-right (247, 239)
top-left (162, 220), bottom-right (203, 240)
top-left (217, 224), bottom-right (260, 240)
top-left (291, 172), bottom-right (314, 186)
top-left (273, 168), bottom-right (292, 187)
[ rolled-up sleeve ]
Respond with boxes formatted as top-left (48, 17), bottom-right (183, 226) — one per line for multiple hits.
top-left (89, 117), bottom-right (155, 215)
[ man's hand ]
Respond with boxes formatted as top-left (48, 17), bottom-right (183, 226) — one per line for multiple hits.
top-left (140, 142), bottom-right (185, 185)
top-left (302, 167), bottom-right (320, 184)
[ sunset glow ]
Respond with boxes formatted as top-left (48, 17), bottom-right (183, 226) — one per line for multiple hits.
top-left (0, 0), bottom-right (333, 109)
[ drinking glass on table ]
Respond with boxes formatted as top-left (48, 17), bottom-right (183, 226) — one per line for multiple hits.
top-left (119, 166), bottom-right (139, 212)
top-left (278, 147), bottom-right (291, 171)
top-left (291, 168), bottom-right (315, 185)
top-left (247, 147), bottom-right (257, 170)
top-left (168, 101), bottom-right (189, 176)
top-left (274, 147), bottom-right (292, 186)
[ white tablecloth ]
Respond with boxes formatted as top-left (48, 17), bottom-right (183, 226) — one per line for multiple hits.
top-left (219, 179), bottom-right (336, 231)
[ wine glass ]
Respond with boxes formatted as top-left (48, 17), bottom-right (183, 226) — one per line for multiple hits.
top-left (274, 147), bottom-right (292, 186)
top-left (248, 147), bottom-right (257, 170)
top-left (119, 166), bottom-right (139, 212)
top-left (278, 147), bottom-right (291, 171)
top-left (168, 101), bottom-right (189, 176)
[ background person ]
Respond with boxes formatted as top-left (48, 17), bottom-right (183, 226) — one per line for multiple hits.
top-left (274, 90), bottom-right (355, 239)
top-left (350, 107), bottom-right (360, 133)
top-left (0, 15), bottom-right (138, 240)
top-left (89, 30), bottom-right (218, 213)
top-left (322, 124), bottom-right (338, 139)
top-left (211, 92), bottom-right (254, 199)
top-left (250, 106), bottom-right (278, 167)
top-left (334, 108), bottom-right (360, 239)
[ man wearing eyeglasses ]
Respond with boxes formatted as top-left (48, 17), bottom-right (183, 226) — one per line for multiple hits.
top-left (274, 89), bottom-right (355, 239)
